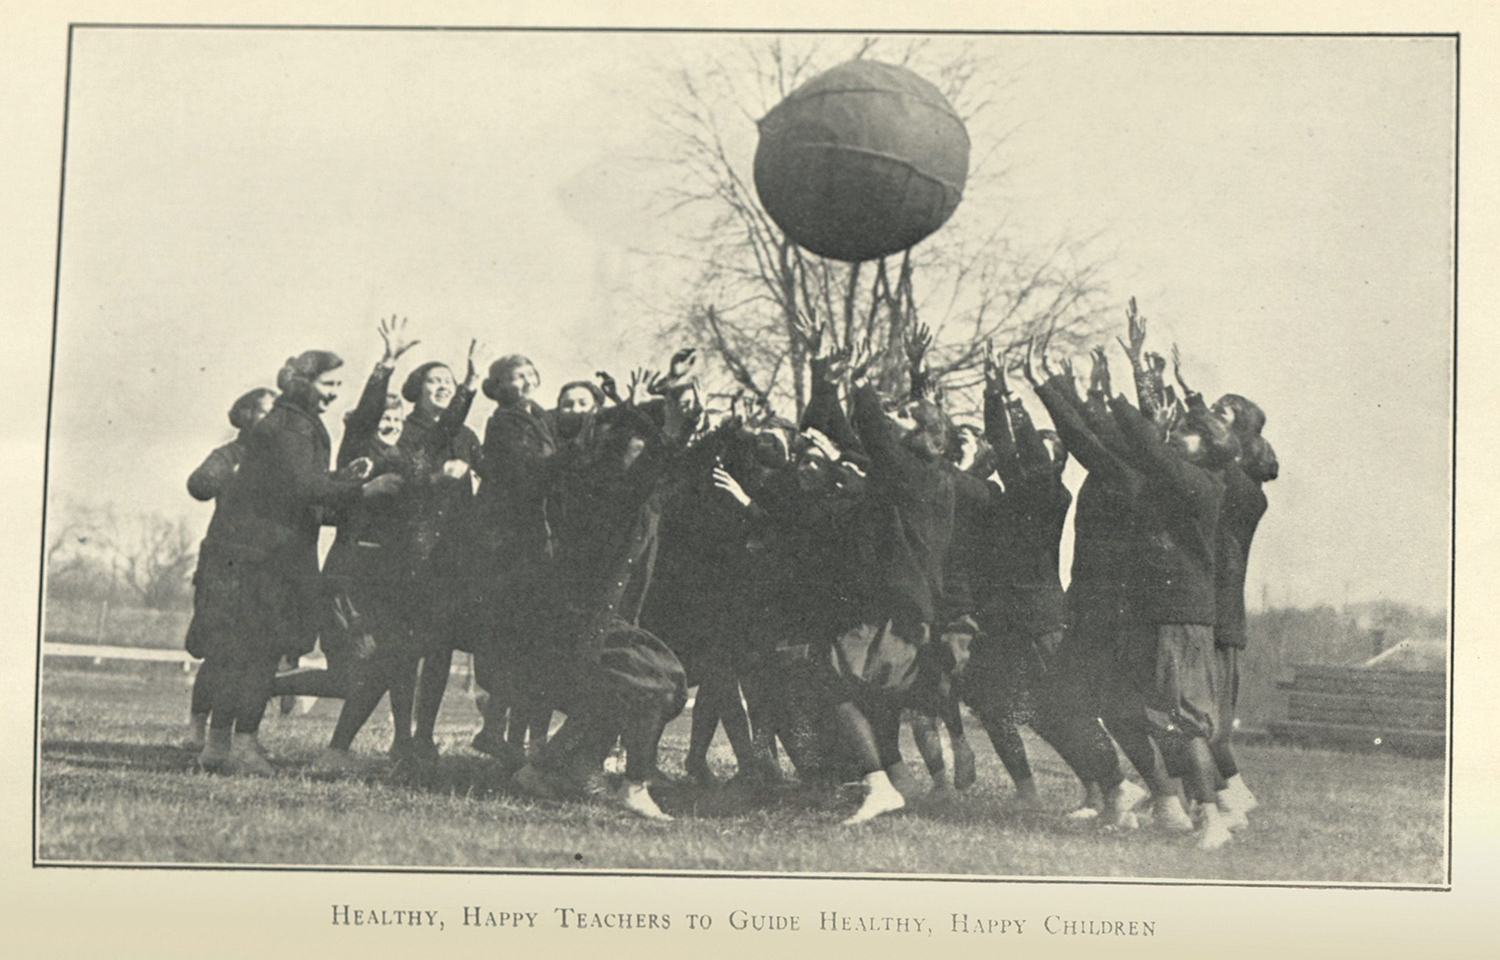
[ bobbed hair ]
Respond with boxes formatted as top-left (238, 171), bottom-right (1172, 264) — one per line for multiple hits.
top-left (482, 355), bottom-right (540, 402)
top-left (228, 387), bottom-right (277, 432)
top-left (1241, 434), bottom-right (1280, 483)
top-left (556, 379), bottom-right (605, 412)
top-left (1215, 393), bottom-right (1267, 437)
top-left (276, 351), bottom-right (343, 408)
top-left (402, 361), bottom-right (453, 404)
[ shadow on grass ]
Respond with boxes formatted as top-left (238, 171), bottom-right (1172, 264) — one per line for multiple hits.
top-left (42, 739), bottom-right (200, 773)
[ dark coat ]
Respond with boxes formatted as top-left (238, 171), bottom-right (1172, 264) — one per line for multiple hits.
top-left (474, 398), bottom-right (556, 564)
top-left (1110, 395), bottom-right (1225, 627)
top-left (195, 393), bottom-right (364, 658)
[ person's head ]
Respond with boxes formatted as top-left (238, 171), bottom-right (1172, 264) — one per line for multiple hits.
top-left (482, 355), bottom-right (541, 407)
top-left (376, 393), bottom-right (405, 446)
top-left (556, 380), bottom-right (604, 415)
top-left (952, 424), bottom-right (998, 478)
top-left (792, 445), bottom-right (837, 494)
top-left (1212, 393), bottom-right (1267, 438)
top-left (887, 395), bottom-right (951, 461)
top-left (228, 387), bottom-right (277, 435)
top-left (402, 361), bottom-right (456, 416)
top-left (753, 421), bottom-right (797, 469)
top-left (1239, 433), bottom-right (1280, 483)
top-left (276, 350), bottom-right (344, 414)
top-left (1169, 408), bottom-right (1240, 468)
top-left (1038, 428), bottom-right (1070, 474)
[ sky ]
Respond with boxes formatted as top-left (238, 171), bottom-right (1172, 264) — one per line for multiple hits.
top-left (48, 28), bottom-right (1454, 612)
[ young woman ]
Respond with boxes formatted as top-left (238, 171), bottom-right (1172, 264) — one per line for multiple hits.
top-left (510, 353), bottom-right (699, 819)
top-left (303, 318), bottom-right (435, 773)
top-left (1029, 344), bottom-right (1156, 828)
top-left (398, 345), bottom-right (485, 762)
top-left (180, 386), bottom-right (277, 749)
top-left (467, 355), bottom-right (558, 762)
top-left (808, 353), bottom-right (958, 825)
top-left (193, 350), bottom-right (402, 775)
top-left (1204, 388), bottom-right (1278, 826)
top-left (1107, 355), bottom-right (1238, 851)
top-left (958, 345), bottom-right (1076, 809)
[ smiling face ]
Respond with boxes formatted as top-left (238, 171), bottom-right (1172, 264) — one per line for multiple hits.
top-left (310, 372), bottom-right (342, 413)
top-left (419, 365), bottom-right (456, 414)
top-left (377, 404), bottom-right (405, 446)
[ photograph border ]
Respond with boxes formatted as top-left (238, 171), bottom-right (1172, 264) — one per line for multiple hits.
top-left (30, 20), bottom-right (1461, 893)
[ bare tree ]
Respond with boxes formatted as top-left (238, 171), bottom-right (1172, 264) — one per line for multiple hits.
top-left (114, 513), bottom-right (197, 610)
top-left (643, 36), bottom-right (1113, 421)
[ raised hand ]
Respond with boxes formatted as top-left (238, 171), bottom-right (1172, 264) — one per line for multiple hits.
top-left (669, 347), bottom-right (698, 381)
top-left (377, 315), bottom-right (420, 369)
top-left (791, 312), bottom-right (824, 358)
top-left (1057, 355), bottom-right (1076, 387)
top-left (464, 339), bottom-right (483, 389)
top-left (1038, 320), bottom-right (1059, 381)
top-left (1089, 346), bottom-right (1113, 396)
top-left (596, 370), bottom-right (621, 405)
top-left (904, 322), bottom-right (933, 366)
top-left (1116, 297), bottom-right (1147, 363)
top-left (983, 338), bottom-right (1010, 395)
top-left (712, 465), bottom-right (753, 508)
top-left (1171, 343), bottom-right (1193, 395)
top-left (626, 367), bottom-right (657, 404)
top-left (801, 426), bottom-right (842, 463)
top-left (1023, 335), bottom-right (1042, 388)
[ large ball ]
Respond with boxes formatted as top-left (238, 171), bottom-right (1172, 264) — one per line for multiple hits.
top-left (753, 60), bottom-right (970, 263)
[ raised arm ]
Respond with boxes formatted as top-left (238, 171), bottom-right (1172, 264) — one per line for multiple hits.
top-left (983, 340), bottom-right (1023, 489)
top-left (1108, 393), bottom-right (1218, 513)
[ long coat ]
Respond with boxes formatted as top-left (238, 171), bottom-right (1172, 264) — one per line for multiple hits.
top-left (529, 406), bottom-right (687, 719)
top-left (191, 394), bottom-right (364, 660)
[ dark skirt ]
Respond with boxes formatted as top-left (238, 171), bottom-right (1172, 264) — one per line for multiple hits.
top-left (1115, 622), bottom-right (1221, 742)
top-left (960, 623), bottom-right (1062, 724)
top-left (184, 541), bottom-right (320, 662)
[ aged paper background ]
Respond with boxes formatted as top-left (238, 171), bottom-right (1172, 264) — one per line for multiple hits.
top-left (2, 1), bottom-right (1496, 957)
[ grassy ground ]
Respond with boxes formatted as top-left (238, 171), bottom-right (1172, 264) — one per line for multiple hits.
top-left (36, 667), bottom-right (1446, 883)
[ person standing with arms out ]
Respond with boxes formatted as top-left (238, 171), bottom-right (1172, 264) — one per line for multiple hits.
top-left (180, 386), bottom-right (277, 749)
top-left (194, 350), bottom-right (403, 775)
top-left (1108, 344), bottom-right (1238, 850)
top-left (467, 354), bottom-right (558, 763)
top-left (400, 342), bottom-right (485, 762)
top-left (1201, 376), bottom-right (1279, 827)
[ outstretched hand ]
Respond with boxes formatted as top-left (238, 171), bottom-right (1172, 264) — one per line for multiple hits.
top-left (791, 313), bottom-right (824, 358)
top-left (904, 322), bottom-right (933, 366)
top-left (712, 464), bottom-right (753, 508)
top-left (1023, 335), bottom-right (1043, 388)
top-left (1089, 346), bottom-right (1113, 396)
top-left (464, 339), bottom-right (483, 389)
top-left (983, 338), bottom-right (1010, 395)
top-left (377, 315), bottom-right (420, 368)
top-left (626, 367), bottom-right (657, 404)
top-left (1171, 343), bottom-right (1193, 395)
top-left (1116, 297), bottom-right (1147, 362)
top-left (596, 370), bottom-right (621, 405)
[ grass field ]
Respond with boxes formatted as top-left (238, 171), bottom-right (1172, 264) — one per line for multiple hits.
top-left (36, 667), bottom-right (1446, 883)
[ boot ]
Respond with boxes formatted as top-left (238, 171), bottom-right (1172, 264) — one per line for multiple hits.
top-left (198, 726), bottom-right (232, 772)
top-left (842, 769), bottom-right (907, 825)
top-left (228, 732), bottom-right (275, 777)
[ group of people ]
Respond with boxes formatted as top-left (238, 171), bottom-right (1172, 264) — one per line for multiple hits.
top-left (181, 300), bottom-right (1277, 848)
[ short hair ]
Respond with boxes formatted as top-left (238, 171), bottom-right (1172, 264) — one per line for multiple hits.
top-left (482, 355), bottom-right (540, 401)
top-left (1182, 408), bottom-right (1240, 468)
top-left (556, 379), bottom-right (605, 411)
top-left (1242, 434), bottom-right (1280, 483)
top-left (276, 350), bottom-right (343, 392)
top-left (401, 361), bottom-right (453, 403)
top-left (905, 396), bottom-right (952, 461)
top-left (227, 387), bottom-right (277, 432)
top-left (1214, 393), bottom-right (1267, 437)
